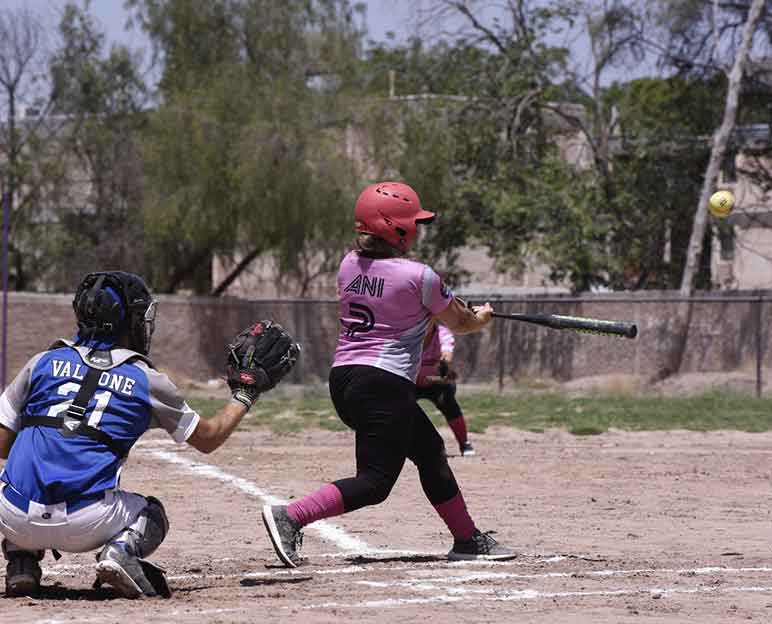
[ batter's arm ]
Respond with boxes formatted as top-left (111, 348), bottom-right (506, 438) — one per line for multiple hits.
top-left (435, 298), bottom-right (493, 335)
top-left (0, 353), bottom-right (42, 458)
top-left (0, 424), bottom-right (15, 459)
top-left (186, 401), bottom-right (248, 454)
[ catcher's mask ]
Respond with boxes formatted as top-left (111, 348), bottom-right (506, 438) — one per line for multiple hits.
top-left (73, 271), bottom-right (157, 355)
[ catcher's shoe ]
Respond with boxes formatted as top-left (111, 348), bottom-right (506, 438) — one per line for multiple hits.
top-left (448, 530), bottom-right (517, 561)
top-left (95, 543), bottom-right (169, 598)
top-left (5, 552), bottom-right (42, 597)
top-left (262, 505), bottom-right (303, 568)
top-left (460, 441), bottom-right (476, 457)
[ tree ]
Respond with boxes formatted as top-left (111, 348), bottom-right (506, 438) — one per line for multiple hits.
top-left (635, 0), bottom-right (769, 379)
top-left (358, 2), bottom-right (575, 286)
top-left (375, 1), bottom-right (694, 291)
top-left (127, 0), bottom-right (365, 295)
top-left (678, 0), bottom-right (768, 294)
top-left (0, 6), bottom-right (59, 290)
top-left (364, 0), bottom-right (747, 295)
top-left (38, 1), bottom-right (149, 290)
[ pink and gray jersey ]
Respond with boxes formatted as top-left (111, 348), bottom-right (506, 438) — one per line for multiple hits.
top-left (418, 324), bottom-right (456, 383)
top-left (332, 250), bottom-right (453, 382)
top-left (438, 324), bottom-right (455, 354)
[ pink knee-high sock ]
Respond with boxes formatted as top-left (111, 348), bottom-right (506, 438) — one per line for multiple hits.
top-left (433, 491), bottom-right (476, 540)
top-left (447, 415), bottom-right (468, 446)
top-left (286, 484), bottom-right (345, 527)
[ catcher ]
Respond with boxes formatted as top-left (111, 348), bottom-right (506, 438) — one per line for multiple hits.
top-left (0, 271), bottom-right (299, 598)
top-left (416, 322), bottom-right (474, 456)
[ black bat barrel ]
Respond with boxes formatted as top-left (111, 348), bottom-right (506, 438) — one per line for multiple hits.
top-left (549, 314), bottom-right (638, 339)
top-left (492, 312), bottom-right (638, 339)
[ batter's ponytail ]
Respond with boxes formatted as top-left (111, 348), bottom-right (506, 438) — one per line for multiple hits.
top-left (355, 233), bottom-right (404, 259)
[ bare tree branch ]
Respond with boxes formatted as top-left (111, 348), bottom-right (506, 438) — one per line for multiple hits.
top-left (680, 0), bottom-right (766, 294)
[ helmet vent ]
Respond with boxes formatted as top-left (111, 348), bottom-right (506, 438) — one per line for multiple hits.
top-left (374, 186), bottom-right (411, 203)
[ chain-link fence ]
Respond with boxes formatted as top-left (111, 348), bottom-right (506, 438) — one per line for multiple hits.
top-left (456, 293), bottom-right (769, 396)
top-left (2, 291), bottom-right (770, 395)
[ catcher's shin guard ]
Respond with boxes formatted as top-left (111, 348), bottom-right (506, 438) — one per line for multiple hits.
top-left (128, 496), bottom-right (169, 559)
top-left (3, 540), bottom-right (44, 597)
top-left (95, 496), bottom-right (171, 598)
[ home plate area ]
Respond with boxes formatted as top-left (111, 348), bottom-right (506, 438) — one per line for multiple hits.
top-left (4, 428), bottom-right (772, 623)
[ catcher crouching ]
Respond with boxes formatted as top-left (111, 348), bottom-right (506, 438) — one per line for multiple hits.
top-left (0, 271), bottom-right (299, 598)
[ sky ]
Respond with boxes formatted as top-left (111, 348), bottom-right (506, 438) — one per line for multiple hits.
top-left (2, 0), bottom-right (656, 91)
top-left (3, 0), bottom-right (420, 49)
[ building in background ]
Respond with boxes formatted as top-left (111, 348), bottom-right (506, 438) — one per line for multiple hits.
top-left (711, 58), bottom-right (772, 290)
top-left (712, 124), bottom-right (772, 289)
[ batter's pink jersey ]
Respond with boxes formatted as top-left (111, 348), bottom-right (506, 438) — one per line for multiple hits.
top-left (332, 250), bottom-right (453, 381)
top-left (418, 324), bottom-right (455, 382)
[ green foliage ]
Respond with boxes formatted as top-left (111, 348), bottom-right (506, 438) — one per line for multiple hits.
top-left (129, 0), bottom-right (364, 294)
top-left (355, 1), bottom-right (726, 292)
top-left (362, 38), bottom-right (496, 97)
top-left (0, 1), bottom-right (150, 291)
top-left (36, 2), bottom-right (148, 289)
top-left (4, 0), bottom-right (764, 296)
top-left (614, 75), bottom-right (723, 138)
top-left (188, 390), bottom-right (772, 434)
top-left (454, 391), bottom-right (772, 434)
top-left (53, 3), bottom-right (146, 116)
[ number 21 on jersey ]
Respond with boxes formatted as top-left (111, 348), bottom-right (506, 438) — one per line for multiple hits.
top-left (46, 382), bottom-right (113, 428)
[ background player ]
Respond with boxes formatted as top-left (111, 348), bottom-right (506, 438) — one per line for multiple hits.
top-left (0, 271), bottom-right (297, 598)
top-left (262, 181), bottom-right (515, 568)
top-left (416, 321), bottom-right (474, 456)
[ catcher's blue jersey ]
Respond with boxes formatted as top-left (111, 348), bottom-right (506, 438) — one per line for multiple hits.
top-left (0, 342), bottom-right (200, 506)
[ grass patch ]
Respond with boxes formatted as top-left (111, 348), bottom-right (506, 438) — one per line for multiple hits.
top-left (187, 390), bottom-right (772, 435)
top-left (457, 391), bottom-right (772, 434)
top-left (188, 393), bottom-right (347, 434)
top-left (569, 424), bottom-right (605, 436)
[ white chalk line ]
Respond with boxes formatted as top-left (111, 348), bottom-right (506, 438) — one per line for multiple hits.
top-left (34, 607), bottom-right (242, 624)
top-left (144, 449), bottom-right (372, 554)
top-left (34, 555), bottom-right (558, 580)
top-left (135, 446), bottom-right (586, 566)
top-left (37, 560), bottom-right (772, 585)
top-left (362, 565), bottom-right (772, 587)
top-left (316, 550), bottom-right (576, 564)
top-left (315, 550), bottom-right (570, 563)
top-left (304, 584), bottom-right (772, 609)
top-left (36, 554), bottom-right (536, 579)
top-left (17, 558), bottom-right (772, 615)
top-left (69, 442), bottom-right (772, 612)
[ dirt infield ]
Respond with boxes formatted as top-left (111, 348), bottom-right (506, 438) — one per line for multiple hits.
top-left (3, 426), bottom-right (772, 623)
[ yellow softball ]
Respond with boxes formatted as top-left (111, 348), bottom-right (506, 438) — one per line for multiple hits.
top-left (709, 190), bottom-right (734, 218)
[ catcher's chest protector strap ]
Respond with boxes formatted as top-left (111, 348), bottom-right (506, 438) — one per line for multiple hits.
top-left (22, 366), bottom-right (127, 458)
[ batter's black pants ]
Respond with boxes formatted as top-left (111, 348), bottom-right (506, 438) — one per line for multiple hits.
top-left (415, 382), bottom-right (463, 422)
top-left (329, 365), bottom-right (460, 512)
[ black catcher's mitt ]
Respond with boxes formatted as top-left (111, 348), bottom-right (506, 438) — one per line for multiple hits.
top-left (226, 320), bottom-right (300, 409)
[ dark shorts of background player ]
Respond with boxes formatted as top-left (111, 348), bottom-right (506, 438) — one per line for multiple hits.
top-left (329, 364), bottom-right (460, 513)
top-left (415, 382), bottom-right (463, 422)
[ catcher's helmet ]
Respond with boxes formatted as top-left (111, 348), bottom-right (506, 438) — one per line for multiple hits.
top-left (354, 182), bottom-right (435, 253)
top-left (73, 271), bottom-right (157, 355)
